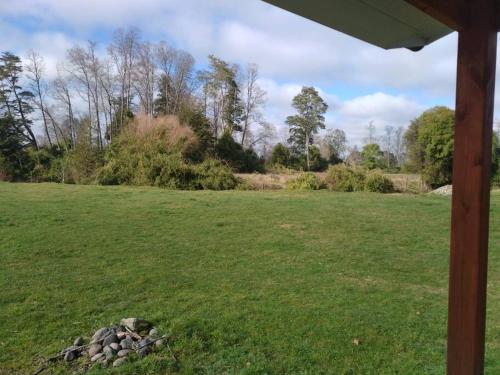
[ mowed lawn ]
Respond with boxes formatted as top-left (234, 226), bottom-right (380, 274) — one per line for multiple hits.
top-left (1, 183), bottom-right (500, 374)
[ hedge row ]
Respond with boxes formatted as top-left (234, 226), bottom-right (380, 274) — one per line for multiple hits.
top-left (286, 165), bottom-right (394, 193)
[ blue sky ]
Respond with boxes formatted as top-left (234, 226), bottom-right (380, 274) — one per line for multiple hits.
top-left (0, 0), bottom-right (471, 145)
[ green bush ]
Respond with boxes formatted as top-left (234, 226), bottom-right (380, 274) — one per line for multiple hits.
top-left (65, 143), bottom-right (103, 184)
top-left (47, 157), bottom-right (71, 183)
top-left (96, 161), bottom-right (120, 185)
top-left (492, 172), bottom-right (500, 187)
top-left (270, 143), bottom-right (291, 166)
top-left (404, 106), bottom-right (454, 187)
top-left (215, 132), bottom-right (264, 173)
top-left (364, 171), bottom-right (394, 193)
top-left (235, 179), bottom-right (256, 191)
top-left (0, 116), bottom-right (34, 181)
top-left (287, 172), bottom-right (323, 191)
top-left (22, 146), bottom-right (77, 184)
top-left (308, 146), bottom-right (329, 172)
top-left (361, 143), bottom-right (384, 170)
top-left (97, 154), bottom-right (238, 191)
top-left (324, 164), bottom-right (365, 192)
top-left (153, 154), bottom-right (198, 189)
top-left (97, 116), bottom-right (204, 188)
top-left (194, 159), bottom-right (238, 190)
top-left (96, 151), bottom-right (134, 186)
top-left (179, 108), bottom-right (215, 159)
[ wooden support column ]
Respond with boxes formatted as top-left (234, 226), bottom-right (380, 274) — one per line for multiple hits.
top-left (447, 1), bottom-right (497, 374)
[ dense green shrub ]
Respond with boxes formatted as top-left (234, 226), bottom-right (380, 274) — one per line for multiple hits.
top-left (98, 154), bottom-right (238, 191)
top-left (270, 143), bottom-right (291, 166)
top-left (195, 159), bottom-right (238, 190)
top-left (492, 171), bottom-right (500, 187)
top-left (215, 132), bottom-right (264, 173)
top-left (152, 154), bottom-right (198, 189)
top-left (404, 106), bottom-right (454, 187)
top-left (307, 146), bottom-right (329, 172)
top-left (287, 172), bottom-right (323, 191)
top-left (96, 161), bottom-right (120, 186)
top-left (46, 157), bottom-right (70, 183)
top-left (97, 117), bottom-right (238, 190)
top-left (27, 146), bottom-right (69, 183)
top-left (273, 144), bottom-right (328, 172)
top-left (234, 179), bottom-right (256, 191)
top-left (27, 150), bottom-right (48, 182)
top-left (179, 108), bottom-right (214, 159)
top-left (324, 164), bottom-right (365, 192)
top-left (98, 116), bottom-right (201, 187)
top-left (361, 143), bottom-right (384, 170)
top-left (65, 143), bottom-right (103, 184)
top-left (364, 171), bottom-right (394, 193)
top-left (0, 116), bottom-right (35, 181)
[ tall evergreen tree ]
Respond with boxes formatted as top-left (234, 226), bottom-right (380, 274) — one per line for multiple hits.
top-left (286, 86), bottom-right (328, 170)
top-left (154, 74), bottom-right (172, 116)
top-left (198, 55), bottom-right (243, 138)
top-left (361, 143), bottom-right (384, 170)
top-left (222, 75), bottom-right (243, 134)
top-left (0, 116), bottom-right (32, 180)
top-left (0, 52), bottom-right (37, 148)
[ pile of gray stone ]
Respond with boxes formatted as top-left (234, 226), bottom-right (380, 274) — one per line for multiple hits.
top-left (429, 184), bottom-right (452, 195)
top-left (60, 318), bottom-right (165, 368)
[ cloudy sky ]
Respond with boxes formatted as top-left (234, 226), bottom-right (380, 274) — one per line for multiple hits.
top-left (0, 0), bottom-right (476, 145)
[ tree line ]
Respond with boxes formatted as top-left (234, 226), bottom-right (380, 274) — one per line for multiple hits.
top-left (0, 27), bottom-right (276, 183)
top-left (2, 27), bottom-right (499, 189)
top-left (269, 97), bottom-right (500, 188)
top-left (0, 28), bottom-right (354, 185)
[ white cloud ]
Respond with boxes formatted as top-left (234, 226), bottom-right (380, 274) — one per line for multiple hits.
top-left (8, 0), bottom-right (500, 143)
top-left (339, 93), bottom-right (424, 123)
top-left (0, 22), bottom-right (77, 79)
top-left (1, 0), bottom-right (458, 93)
top-left (3, 1), bottom-right (460, 88)
top-left (336, 93), bottom-right (425, 144)
top-left (256, 80), bottom-right (423, 145)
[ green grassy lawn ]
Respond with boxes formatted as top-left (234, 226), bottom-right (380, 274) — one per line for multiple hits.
top-left (1, 183), bottom-right (500, 374)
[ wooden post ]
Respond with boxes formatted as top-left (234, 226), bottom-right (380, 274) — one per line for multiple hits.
top-left (447, 1), bottom-right (497, 374)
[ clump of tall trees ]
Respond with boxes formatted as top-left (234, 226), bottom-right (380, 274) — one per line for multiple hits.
top-left (271, 90), bottom-right (500, 188)
top-left (269, 86), bottom-right (344, 172)
top-left (403, 106), bottom-right (500, 187)
top-left (6, 27), bottom-right (500, 190)
top-left (269, 86), bottom-right (404, 174)
top-left (0, 52), bottom-right (39, 180)
top-left (403, 106), bottom-right (454, 187)
top-left (0, 27), bottom-right (273, 188)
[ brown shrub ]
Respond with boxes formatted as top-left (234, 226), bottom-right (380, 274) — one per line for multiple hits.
top-left (124, 115), bottom-right (199, 157)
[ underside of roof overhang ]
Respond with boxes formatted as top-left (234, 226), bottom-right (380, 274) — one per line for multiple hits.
top-left (262, 0), bottom-right (453, 51)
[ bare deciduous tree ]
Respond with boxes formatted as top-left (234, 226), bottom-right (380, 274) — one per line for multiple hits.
top-left (240, 63), bottom-right (266, 147)
top-left (198, 55), bottom-right (241, 138)
top-left (172, 50), bottom-right (196, 115)
top-left (67, 45), bottom-right (94, 143)
top-left (134, 42), bottom-right (156, 116)
top-left (365, 120), bottom-right (376, 144)
top-left (250, 120), bottom-right (276, 159)
top-left (394, 126), bottom-right (405, 167)
top-left (320, 128), bottom-right (347, 162)
top-left (51, 67), bottom-right (76, 146)
top-left (66, 42), bottom-right (106, 149)
top-left (25, 50), bottom-right (52, 146)
top-left (383, 125), bottom-right (394, 168)
top-left (86, 41), bottom-right (104, 149)
top-left (97, 59), bottom-right (115, 141)
top-left (108, 27), bottom-right (140, 130)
